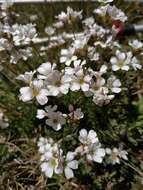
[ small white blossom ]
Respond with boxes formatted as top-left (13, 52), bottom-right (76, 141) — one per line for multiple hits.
top-left (110, 50), bottom-right (130, 71)
top-left (86, 144), bottom-right (105, 163)
top-left (107, 75), bottom-right (121, 93)
top-left (69, 108), bottom-right (84, 121)
top-left (46, 71), bottom-right (71, 96)
top-left (60, 48), bottom-right (76, 65)
top-left (108, 5), bottom-right (127, 22)
top-left (70, 68), bottom-right (92, 92)
top-left (106, 147), bottom-right (128, 165)
top-left (94, 4), bottom-right (110, 17)
top-left (46, 111), bottom-right (66, 131)
top-left (19, 80), bottom-right (49, 105)
top-left (45, 26), bottom-right (55, 36)
top-left (16, 70), bottom-right (36, 84)
top-left (10, 48), bottom-right (33, 64)
top-left (77, 129), bottom-right (105, 163)
top-left (56, 7), bottom-right (82, 24)
top-left (64, 152), bottom-right (78, 179)
top-left (129, 39), bottom-right (143, 50)
top-left (37, 62), bottom-right (56, 80)
top-left (131, 57), bottom-right (142, 71)
top-left (79, 129), bottom-right (99, 145)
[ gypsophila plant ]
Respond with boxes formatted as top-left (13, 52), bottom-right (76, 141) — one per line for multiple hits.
top-left (0, 0), bottom-right (143, 189)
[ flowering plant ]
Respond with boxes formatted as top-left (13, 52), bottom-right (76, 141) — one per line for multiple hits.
top-left (0, 0), bottom-right (143, 189)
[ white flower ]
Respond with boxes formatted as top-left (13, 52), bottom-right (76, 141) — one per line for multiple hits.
top-left (110, 50), bottom-right (130, 71)
top-left (56, 7), bottom-right (82, 24)
top-left (10, 48), bottom-right (33, 64)
top-left (72, 36), bottom-right (88, 51)
top-left (0, 38), bottom-right (11, 51)
top-left (46, 111), bottom-right (66, 131)
top-left (16, 70), bottom-right (36, 84)
top-left (11, 23), bottom-right (37, 45)
top-left (106, 147), bottom-right (128, 165)
top-left (86, 145), bottom-right (105, 163)
top-left (94, 4), bottom-right (110, 17)
top-left (38, 138), bottom-right (63, 178)
top-left (36, 109), bottom-right (47, 119)
top-left (37, 62), bottom-right (56, 80)
top-left (82, 17), bottom-right (95, 28)
top-left (129, 39), bottom-right (143, 50)
top-left (45, 26), bottom-right (55, 36)
top-left (78, 129), bottom-right (105, 163)
top-left (60, 48), bottom-right (76, 65)
top-left (64, 152), bottom-right (78, 179)
top-left (93, 90), bottom-right (114, 106)
top-left (107, 75), bottom-right (121, 93)
top-left (69, 108), bottom-right (84, 121)
top-left (108, 5), bottom-right (127, 22)
top-left (79, 129), bottom-right (99, 145)
top-left (47, 71), bottom-right (71, 96)
top-left (19, 80), bottom-right (49, 105)
top-left (70, 68), bottom-right (92, 92)
top-left (131, 57), bottom-right (142, 71)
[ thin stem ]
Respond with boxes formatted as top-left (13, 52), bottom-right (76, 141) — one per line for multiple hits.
top-left (122, 160), bottom-right (143, 177)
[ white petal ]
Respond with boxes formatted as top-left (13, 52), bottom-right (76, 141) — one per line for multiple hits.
top-left (121, 65), bottom-right (129, 71)
top-left (110, 57), bottom-right (117, 64)
top-left (84, 75), bottom-right (92, 82)
top-left (112, 87), bottom-right (121, 93)
top-left (79, 129), bottom-right (87, 139)
top-left (66, 152), bottom-right (75, 161)
top-left (36, 93), bottom-right (48, 105)
top-left (112, 65), bottom-right (119, 71)
top-left (64, 167), bottom-right (74, 179)
top-left (117, 52), bottom-right (125, 60)
top-left (68, 160), bottom-right (78, 169)
top-left (93, 156), bottom-right (103, 163)
top-left (41, 162), bottom-right (48, 172)
top-left (44, 163), bottom-right (54, 178)
top-left (36, 109), bottom-right (46, 119)
top-left (88, 130), bottom-right (98, 144)
top-left (81, 83), bottom-right (89, 92)
top-left (20, 87), bottom-right (33, 102)
top-left (70, 82), bottom-right (80, 91)
top-left (60, 56), bottom-right (67, 63)
top-left (96, 148), bottom-right (106, 157)
top-left (106, 148), bottom-right (111, 154)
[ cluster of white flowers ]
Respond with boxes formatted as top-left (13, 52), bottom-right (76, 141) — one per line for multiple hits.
top-left (76, 129), bottom-right (105, 163)
top-left (38, 137), bottom-right (78, 179)
top-left (17, 59), bottom-right (123, 107)
top-left (11, 24), bottom-right (37, 46)
top-left (0, 1), bottom-right (38, 66)
top-left (94, 3), bottom-right (127, 22)
top-left (36, 105), bottom-right (84, 131)
top-left (110, 50), bottom-right (141, 71)
top-left (56, 6), bottom-right (82, 26)
top-left (38, 129), bottom-right (128, 179)
top-left (0, 109), bottom-right (9, 129)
